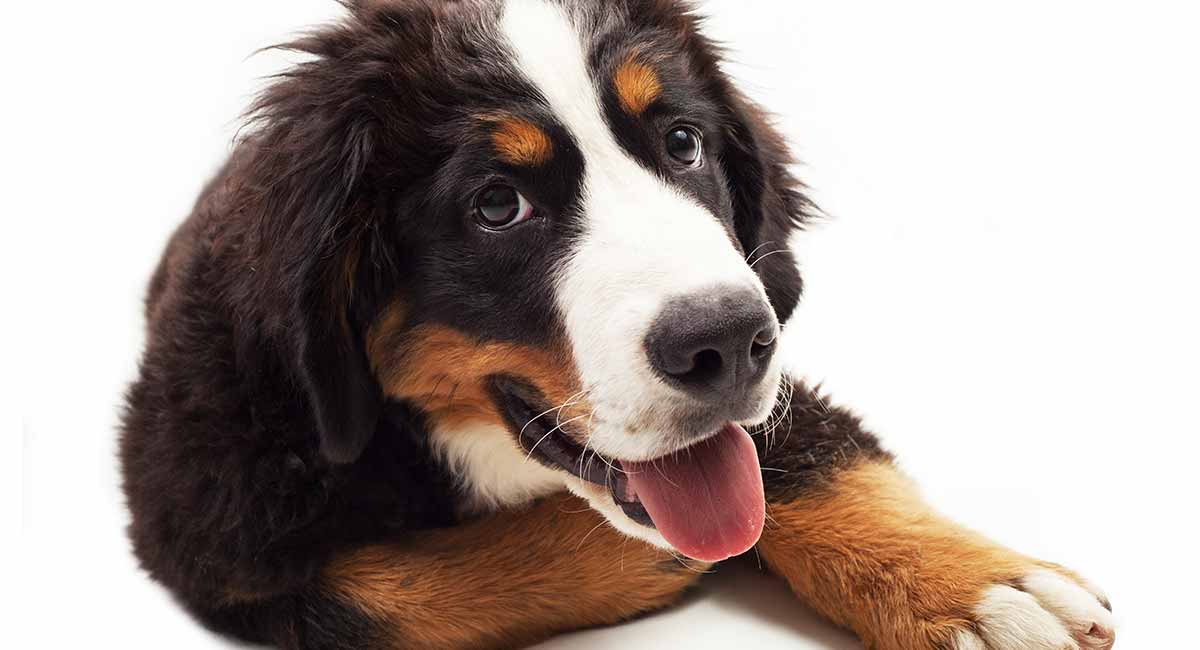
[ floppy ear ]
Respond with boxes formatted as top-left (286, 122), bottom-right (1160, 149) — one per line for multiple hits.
top-left (717, 84), bottom-right (814, 326)
top-left (242, 29), bottom-right (384, 465)
top-left (291, 291), bottom-right (381, 465)
top-left (290, 217), bottom-right (381, 465)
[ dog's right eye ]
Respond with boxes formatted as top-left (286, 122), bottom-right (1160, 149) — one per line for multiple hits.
top-left (665, 126), bottom-right (703, 167)
top-left (474, 185), bottom-right (533, 230)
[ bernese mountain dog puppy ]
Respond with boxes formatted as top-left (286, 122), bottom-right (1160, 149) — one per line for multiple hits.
top-left (120, 1), bottom-right (1116, 648)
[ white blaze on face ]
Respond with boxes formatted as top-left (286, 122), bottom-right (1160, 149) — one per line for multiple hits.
top-left (499, 0), bottom-right (778, 465)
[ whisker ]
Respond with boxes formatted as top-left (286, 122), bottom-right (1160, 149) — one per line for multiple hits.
top-left (525, 413), bottom-right (591, 462)
top-left (651, 455), bottom-right (680, 489)
top-left (554, 389), bottom-right (589, 428)
top-left (757, 377), bottom-right (792, 452)
top-left (519, 401), bottom-right (572, 440)
top-left (558, 506), bottom-right (594, 515)
top-left (749, 248), bottom-right (789, 270)
top-left (667, 551), bottom-right (715, 574)
top-left (816, 390), bottom-right (832, 415)
top-left (603, 456), bottom-right (613, 495)
top-left (777, 376), bottom-right (796, 448)
top-left (590, 445), bottom-right (627, 476)
top-left (583, 448), bottom-right (598, 484)
top-left (575, 520), bottom-right (609, 552)
top-left (744, 240), bottom-right (776, 263)
top-left (578, 433), bottom-right (595, 480)
top-left (518, 389), bottom-right (590, 457)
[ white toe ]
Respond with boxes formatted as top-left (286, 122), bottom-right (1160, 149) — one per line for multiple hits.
top-left (1022, 570), bottom-right (1116, 649)
top-left (951, 629), bottom-right (988, 650)
top-left (975, 584), bottom-right (1078, 650)
top-left (1073, 574), bottom-right (1113, 612)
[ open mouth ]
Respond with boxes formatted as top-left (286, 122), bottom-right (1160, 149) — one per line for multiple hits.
top-left (489, 375), bottom-right (766, 562)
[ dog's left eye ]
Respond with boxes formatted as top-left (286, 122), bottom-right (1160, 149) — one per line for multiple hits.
top-left (474, 185), bottom-right (533, 230)
top-left (665, 126), bottom-right (703, 167)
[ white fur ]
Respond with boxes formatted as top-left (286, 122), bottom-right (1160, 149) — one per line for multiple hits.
top-left (499, 0), bottom-right (782, 466)
top-left (429, 421), bottom-right (564, 513)
top-left (430, 418), bottom-right (674, 549)
top-left (950, 629), bottom-right (988, 650)
top-left (564, 477), bottom-right (672, 550)
top-left (953, 573), bottom-right (1116, 650)
top-left (430, 422), bottom-right (674, 548)
top-left (973, 584), bottom-right (1077, 649)
top-left (1022, 570), bottom-right (1116, 648)
top-left (414, 0), bottom-right (785, 551)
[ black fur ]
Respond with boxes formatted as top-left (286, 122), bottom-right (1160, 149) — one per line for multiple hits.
top-left (752, 383), bottom-right (893, 503)
top-left (121, 1), bottom-right (824, 646)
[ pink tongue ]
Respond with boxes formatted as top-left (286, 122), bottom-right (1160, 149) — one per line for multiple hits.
top-left (623, 423), bottom-right (765, 562)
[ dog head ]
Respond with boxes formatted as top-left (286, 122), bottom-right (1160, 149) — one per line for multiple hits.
top-left (242, 0), bottom-right (810, 558)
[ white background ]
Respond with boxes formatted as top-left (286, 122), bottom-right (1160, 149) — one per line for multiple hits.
top-left (5, 0), bottom-right (1198, 647)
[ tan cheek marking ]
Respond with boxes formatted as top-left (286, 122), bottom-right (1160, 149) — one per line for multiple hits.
top-left (614, 58), bottom-right (662, 116)
top-left (491, 117), bottom-right (553, 166)
top-left (369, 320), bottom-right (585, 432)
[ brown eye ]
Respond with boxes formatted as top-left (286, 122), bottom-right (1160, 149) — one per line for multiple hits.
top-left (474, 185), bottom-right (533, 230)
top-left (665, 126), bottom-right (703, 167)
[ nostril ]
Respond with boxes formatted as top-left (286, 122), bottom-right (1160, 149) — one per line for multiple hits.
top-left (754, 328), bottom-right (777, 347)
top-left (644, 286), bottom-right (777, 401)
top-left (750, 328), bottom-right (777, 361)
top-left (665, 347), bottom-right (725, 386)
top-left (750, 340), bottom-right (773, 362)
top-left (687, 348), bottom-right (724, 382)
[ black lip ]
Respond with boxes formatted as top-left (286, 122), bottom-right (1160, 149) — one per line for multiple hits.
top-left (610, 471), bottom-right (655, 527)
top-left (487, 375), bottom-right (656, 530)
top-left (487, 375), bottom-right (608, 485)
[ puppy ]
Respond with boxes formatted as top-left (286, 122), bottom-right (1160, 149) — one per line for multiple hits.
top-left (121, 1), bottom-right (1115, 648)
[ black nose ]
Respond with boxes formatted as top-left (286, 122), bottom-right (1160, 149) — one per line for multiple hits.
top-left (644, 286), bottom-right (778, 402)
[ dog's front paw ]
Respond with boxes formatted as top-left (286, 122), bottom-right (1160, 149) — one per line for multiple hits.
top-left (950, 567), bottom-right (1114, 650)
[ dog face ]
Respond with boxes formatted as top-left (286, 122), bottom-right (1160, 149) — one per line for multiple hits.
top-left (246, 0), bottom-right (809, 550)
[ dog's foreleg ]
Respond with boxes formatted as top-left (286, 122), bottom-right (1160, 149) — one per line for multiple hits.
top-left (301, 493), bottom-right (701, 649)
top-left (754, 381), bottom-right (1115, 650)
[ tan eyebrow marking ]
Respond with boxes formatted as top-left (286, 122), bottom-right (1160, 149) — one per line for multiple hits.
top-left (490, 116), bottom-right (553, 166)
top-left (613, 57), bottom-right (662, 116)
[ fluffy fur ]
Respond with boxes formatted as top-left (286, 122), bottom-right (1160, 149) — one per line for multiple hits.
top-left (121, 2), bottom-right (1113, 648)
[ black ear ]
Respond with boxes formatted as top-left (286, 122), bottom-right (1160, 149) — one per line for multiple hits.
top-left (718, 85), bottom-right (814, 325)
top-left (242, 29), bottom-right (384, 464)
top-left (292, 258), bottom-right (382, 465)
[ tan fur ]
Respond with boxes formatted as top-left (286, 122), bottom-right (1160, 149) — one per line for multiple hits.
top-left (324, 494), bottom-right (703, 649)
top-left (757, 461), bottom-right (1073, 650)
top-left (491, 117), bottom-right (553, 166)
top-left (368, 318), bottom-right (586, 432)
top-left (365, 300), bottom-right (408, 365)
top-left (613, 58), bottom-right (662, 116)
